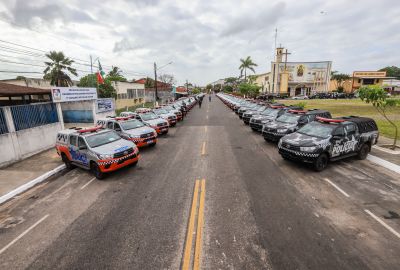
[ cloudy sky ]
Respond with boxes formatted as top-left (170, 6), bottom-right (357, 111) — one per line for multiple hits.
top-left (0, 0), bottom-right (399, 86)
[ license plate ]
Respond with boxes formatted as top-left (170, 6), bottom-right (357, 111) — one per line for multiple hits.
top-left (161, 128), bottom-right (167, 131)
top-left (147, 140), bottom-right (153, 144)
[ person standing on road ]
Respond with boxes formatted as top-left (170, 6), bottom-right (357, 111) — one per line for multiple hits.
top-left (209, 94), bottom-right (212, 102)
top-left (198, 98), bottom-right (202, 108)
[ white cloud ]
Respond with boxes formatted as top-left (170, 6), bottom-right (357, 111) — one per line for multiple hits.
top-left (0, 0), bottom-right (399, 85)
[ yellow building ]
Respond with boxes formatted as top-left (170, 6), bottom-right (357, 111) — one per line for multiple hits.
top-left (254, 72), bottom-right (271, 92)
top-left (329, 71), bottom-right (389, 93)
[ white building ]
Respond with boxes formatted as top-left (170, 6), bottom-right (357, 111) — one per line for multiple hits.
top-left (111, 81), bottom-right (145, 109)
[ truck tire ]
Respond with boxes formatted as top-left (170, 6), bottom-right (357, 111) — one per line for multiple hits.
top-left (314, 153), bottom-right (329, 172)
top-left (357, 144), bottom-right (370, 160)
top-left (91, 162), bottom-right (105, 180)
top-left (61, 153), bottom-right (74, 170)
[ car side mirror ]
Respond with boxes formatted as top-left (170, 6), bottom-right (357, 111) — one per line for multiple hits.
top-left (115, 128), bottom-right (121, 132)
top-left (332, 135), bottom-right (342, 140)
top-left (79, 145), bottom-right (87, 150)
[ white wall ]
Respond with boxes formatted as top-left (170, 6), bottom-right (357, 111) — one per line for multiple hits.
top-left (0, 122), bottom-right (62, 168)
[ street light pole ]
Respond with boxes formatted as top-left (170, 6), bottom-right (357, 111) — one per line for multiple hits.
top-left (154, 62), bottom-right (158, 101)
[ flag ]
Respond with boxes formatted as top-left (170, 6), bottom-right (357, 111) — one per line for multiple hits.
top-left (96, 60), bottom-right (105, 84)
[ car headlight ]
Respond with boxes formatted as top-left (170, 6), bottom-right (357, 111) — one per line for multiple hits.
top-left (300, 146), bottom-right (317, 152)
top-left (277, 129), bottom-right (287, 133)
top-left (129, 134), bottom-right (140, 139)
top-left (278, 140), bottom-right (282, 147)
top-left (98, 153), bottom-right (113, 159)
top-left (261, 120), bottom-right (270, 124)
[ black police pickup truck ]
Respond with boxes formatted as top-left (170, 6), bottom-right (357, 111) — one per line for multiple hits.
top-left (262, 109), bottom-right (332, 142)
top-left (278, 116), bottom-right (379, 171)
top-left (249, 104), bottom-right (290, 132)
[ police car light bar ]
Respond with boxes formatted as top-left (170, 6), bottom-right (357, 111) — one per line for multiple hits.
top-left (288, 109), bottom-right (307, 114)
top-left (316, 116), bottom-right (345, 123)
top-left (77, 126), bottom-right (103, 133)
top-left (115, 117), bottom-right (130, 121)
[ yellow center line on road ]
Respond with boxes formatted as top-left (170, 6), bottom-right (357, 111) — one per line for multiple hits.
top-left (182, 180), bottom-right (200, 270)
top-left (201, 142), bottom-right (206, 156)
top-left (194, 179), bottom-right (206, 270)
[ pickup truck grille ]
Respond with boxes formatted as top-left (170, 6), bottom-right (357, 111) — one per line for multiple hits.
top-left (281, 143), bottom-right (301, 151)
top-left (140, 132), bottom-right (154, 138)
top-left (114, 147), bottom-right (134, 158)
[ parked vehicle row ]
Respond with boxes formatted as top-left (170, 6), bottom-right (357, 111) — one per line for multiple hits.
top-left (217, 93), bottom-right (379, 171)
top-left (55, 97), bottom-right (198, 179)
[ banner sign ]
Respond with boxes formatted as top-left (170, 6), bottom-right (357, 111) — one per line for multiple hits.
top-left (277, 62), bottom-right (331, 84)
top-left (95, 98), bottom-right (114, 113)
top-left (51, 87), bottom-right (97, 102)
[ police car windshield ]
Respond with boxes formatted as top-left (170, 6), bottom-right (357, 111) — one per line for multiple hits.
top-left (120, 120), bottom-right (144, 130)
top-left (86, 131), bottom-right (121, 148)
top-left (261, 108), bottom-right (279, 116)
top-left (154, 109), bottom-right (168, 115)
top-left (277, 113), bottom-right (301, 124)
top-left (298, 122), bottom-right (336, 139)
top-left (141, 113), bottom-right (159, 121)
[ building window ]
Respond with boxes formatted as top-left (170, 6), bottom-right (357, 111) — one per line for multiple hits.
top-left (363, 79), bottom-right (374, 85)
top-left (376, 79), bottom-right (380, 83)
top-left (358, 79), bottom-right (361, 83)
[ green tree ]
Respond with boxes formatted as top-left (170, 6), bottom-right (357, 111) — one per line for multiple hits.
top-left (224, 77), bottom-right (237, 84)
top-left (379, 66), bottom-right (400, 79)
top-left (239, 56), bottom-right (257, 81)
top-left (206, 84), bottom-right (212, 90)
top-left (43, 51), bottom-right (77, 86)
top-left (192, 87), bottom-right (201, 94)
top-left (358, 85), bottom-right (399, 149)
top-left (238, 82), bottom-right (260, 98)
top-left (330, 71), bottom-right (351, 92)
top-left (78, 74), bottom-right (97, 87)
top-left (223, 85), bottom-right (233, 92)
top-left (78, 74), bottom-right (117, 98)
top-left (144, 77), bottom-right (155, 88)
top-left (107, 66), bottom-right (127, 82)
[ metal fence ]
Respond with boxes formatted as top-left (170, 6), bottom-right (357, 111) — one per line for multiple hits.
top-left (10, 102), bottom-right (59, 131)
top-left (0, 107), bottom-right (8, 134)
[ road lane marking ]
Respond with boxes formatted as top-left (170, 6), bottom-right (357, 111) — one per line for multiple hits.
top-left (206, 115), bottom-right (208, 120)
top-left (201, 142), bottom-right (206, 156)
top-left (182, 180), bottom-right (200, 270)
top-left (0, 214), bottom-right (49, 255)
top-left (80, 177), bottom-right (96, 190)
top-left (194, 179), bottom-right (206, 270)
top-left (324, 178), bottom-right (350, 198)
top-left (364, 209), bottom-right (400, 239)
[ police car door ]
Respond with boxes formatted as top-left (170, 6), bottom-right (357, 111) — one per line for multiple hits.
top-left (343, 123), bottom-right (359, 154)
top-left (77, 136), bottom-right (90, 168)
top-left (331, 126), bottom-right (346, 157)
top-left (69, 135), bottom-right (85, 166)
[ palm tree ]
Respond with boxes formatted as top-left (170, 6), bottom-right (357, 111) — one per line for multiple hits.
top-left (108, 66), bottom-right (123, 77)
top-left (239, 56), bottom-right (257, 81)
top-left (43, 51), bottom-right (77, 86)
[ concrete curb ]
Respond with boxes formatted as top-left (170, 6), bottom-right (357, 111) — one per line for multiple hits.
top-left (0, 164), bottom-right (66, 205)
top-left (367, 155), bottom-right (400, 175)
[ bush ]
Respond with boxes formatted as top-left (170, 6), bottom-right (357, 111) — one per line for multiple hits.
top-left (293, 101), bottom-right (307, 109)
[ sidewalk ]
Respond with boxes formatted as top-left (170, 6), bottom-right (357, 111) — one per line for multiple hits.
top-left (371, 136), bottom-right (400, 166)
top-left (0, 148), bottom-right (63, 198)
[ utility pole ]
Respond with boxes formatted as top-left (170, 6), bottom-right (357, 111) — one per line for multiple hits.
top-left (154, 62), bottom-right (158, 101)
top-left (274, 28), bottom-right (278, 49)
top-left (186, 80), bottom-right (189, 94)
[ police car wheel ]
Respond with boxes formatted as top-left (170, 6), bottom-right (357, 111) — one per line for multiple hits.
top-left (91, 163), bottom-right (105, 180)
top-left (314, 153), bottom-right (328, 172)
top-left (62, 154), bottom-right (74, 169)
top-left (357, 144), bottom-right (370, 160)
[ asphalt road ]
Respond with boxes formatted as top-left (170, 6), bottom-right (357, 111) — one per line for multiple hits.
top-left (0, 97), bottom-right (400, 270)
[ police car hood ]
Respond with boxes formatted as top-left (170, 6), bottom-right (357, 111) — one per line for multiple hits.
top-left (252, 114), bottom-right (276, 121)
top-left (92, 139), bottom-right (135, 155)
top-left (125, 126), bottom-right (155, 136)
top-left (265, 121), bottom-right (297, 130)
top-left (145, 118), bottom-right (167, 126)
top-left (282, 132), bottom-right (331, 147)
